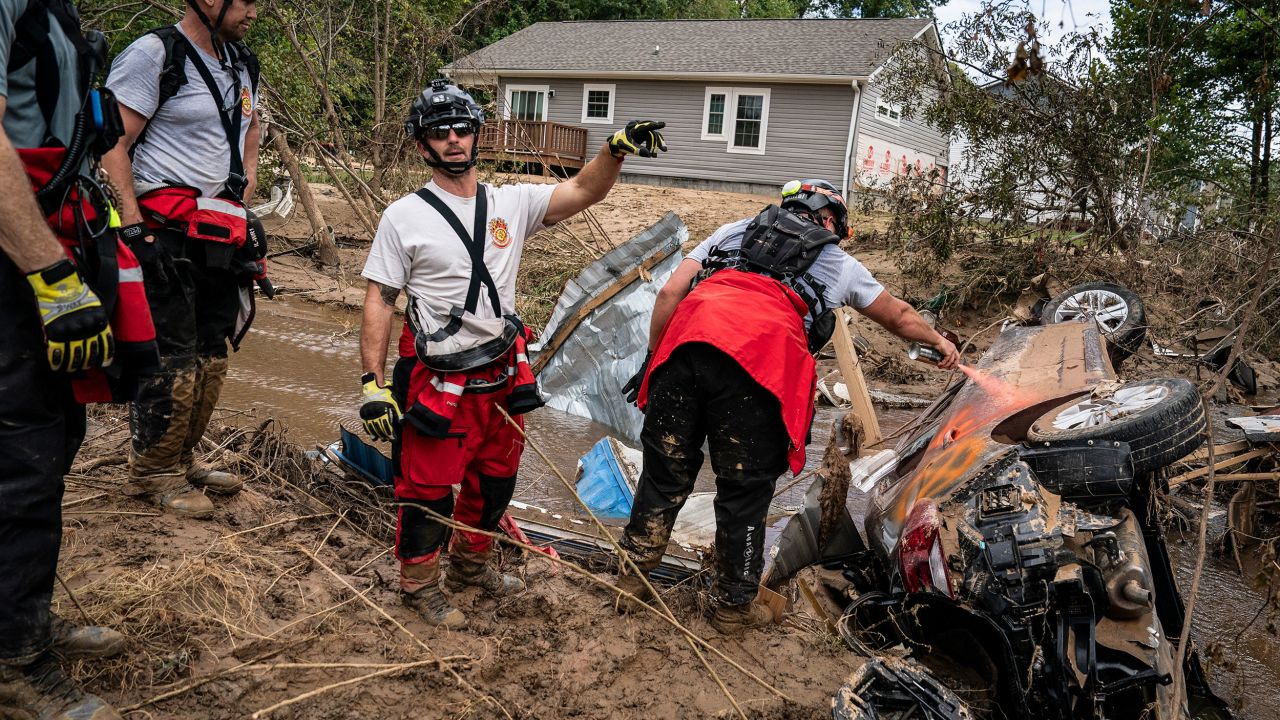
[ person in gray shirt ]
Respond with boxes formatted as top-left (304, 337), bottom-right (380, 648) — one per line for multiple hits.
top-left (614, 179), bottom-right (958, 634)
top-left (0, 0), bottom-right (125, 717)
top-left (100, 0), bottom-right (260, 519)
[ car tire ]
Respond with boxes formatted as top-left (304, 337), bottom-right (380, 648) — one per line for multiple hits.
top-left (1041, 281), bottom-right (1147, 366)
top-left (1026, 378), bottom-right (1205, 475)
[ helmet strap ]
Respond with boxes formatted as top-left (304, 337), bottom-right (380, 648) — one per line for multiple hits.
top-left (421, 140), bottom-right (478, 176)
top-left (185, 0), bottom-right (231, 61)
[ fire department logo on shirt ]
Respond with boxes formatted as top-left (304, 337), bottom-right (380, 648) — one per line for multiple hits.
top-left (490, 218), bottom-right (512, 248)
top-left (240, 87), bottom-right (253, 118)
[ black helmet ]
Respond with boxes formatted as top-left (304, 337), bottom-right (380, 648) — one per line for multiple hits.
top-left (406, 79), bottom-right (486, 175)
top-left (781, 179), bottom-right (849, 239)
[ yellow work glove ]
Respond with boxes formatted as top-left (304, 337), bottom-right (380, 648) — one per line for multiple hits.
top-left (608, 120), bottom-right (667, 159)
top-left (25, 259), bottom-right (114, 372)
top-left (360, 372), bottom-right (401, 441)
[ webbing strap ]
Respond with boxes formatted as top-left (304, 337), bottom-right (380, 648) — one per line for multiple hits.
top-left (412, 185), bottom-right (502, 318)
top-left (173, 33), bottom-right (245, 194)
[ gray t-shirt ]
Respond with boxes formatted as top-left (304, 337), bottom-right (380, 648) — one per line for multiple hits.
top-left (108, 25), bottom-right (257, 198)
top-left (689, 217), bottom-right (885, 327)
top-left (0, 0), bottom-right (80, 148)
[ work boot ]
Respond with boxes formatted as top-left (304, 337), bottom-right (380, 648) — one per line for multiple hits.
top-left (186, 466), bottom-right (244, 496)
top-left (445, 556), bottom-right (525, 596)
top-left (710, 601), bottom-right (774, 635)
top-left (612, 568), bottom-right (655, 614)
top-left (0, 651), bottom-right (122, 719)
top-left (50, 616), bottom-right (125, 659)
top-left (400, 557), bottom-right (466, 629)
top-left (123, 472), bottom-right (214, 519)
top-left (402, 583), bottom-right (467, 630)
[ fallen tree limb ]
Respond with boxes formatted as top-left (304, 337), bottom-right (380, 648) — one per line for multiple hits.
top-left (1168, 447), bottom-right (1273, 487)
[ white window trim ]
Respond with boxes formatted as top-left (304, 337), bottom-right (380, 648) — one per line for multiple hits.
top-left (503, 84), bottom-right (550, 121)
top-left (726, 87), bottom-right (770, 155)
top-left (580, 83), bottom-right (615, 124)
top-left (875, 98), bottom-right (902, 127)
top-left (701, 86), bottom-right (731, 141)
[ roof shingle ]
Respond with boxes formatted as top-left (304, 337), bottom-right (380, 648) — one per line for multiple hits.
top-left (445, 18), bottom-right (935, 79)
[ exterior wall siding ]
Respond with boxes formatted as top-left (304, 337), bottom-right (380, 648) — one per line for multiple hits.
top-left (495, 77), bottom-right (858, 190)
top-left (857, 79), bottom-right (948, 164)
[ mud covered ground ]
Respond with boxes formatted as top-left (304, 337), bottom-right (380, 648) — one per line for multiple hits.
top-left (59, 408), bottom-right (857, 720)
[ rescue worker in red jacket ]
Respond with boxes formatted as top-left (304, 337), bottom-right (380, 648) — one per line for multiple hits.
top-left (1, 0), bottom-right (148, 715)
top-left (616, 179), bottom-right (960, 634)
top-left (359, 79), bottom-right (666, 629)
top-left (100, 0), bottom-right (262, 518)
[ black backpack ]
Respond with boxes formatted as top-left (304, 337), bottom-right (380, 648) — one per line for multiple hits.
top-left (698, 204), bottom-right (843, 353)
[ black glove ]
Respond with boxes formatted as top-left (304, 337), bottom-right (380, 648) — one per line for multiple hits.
top-left (609, 120), bottom-right (667, 159)
top-left (621, 351), bottom-right (653, 405)
top-left (119, 221), bottom-right (157, 264)
top-left (25, 259), bottom-right (114, 372)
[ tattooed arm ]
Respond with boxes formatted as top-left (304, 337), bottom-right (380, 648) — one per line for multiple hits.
top-left (360, 280), bottom-right (400, 382)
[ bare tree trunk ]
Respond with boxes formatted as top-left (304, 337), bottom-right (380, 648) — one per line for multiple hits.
top-left (270, 126), bottom-right (339, 267)
top-left (272, 8), bottom-right (350, 160)
top-left (369, 0), bottom-right (392, 197)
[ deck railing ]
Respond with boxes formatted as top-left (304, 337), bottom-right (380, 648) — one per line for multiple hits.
top-left (478, 120), bottom-right (589, 169)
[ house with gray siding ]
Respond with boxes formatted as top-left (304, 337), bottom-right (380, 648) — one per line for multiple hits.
top-left (443, 18), bottom-right (949, 198)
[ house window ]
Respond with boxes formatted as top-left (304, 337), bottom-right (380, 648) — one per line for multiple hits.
top-left (876, 98), bottom-right (902, 126)
top-left (581, 83), bottom-right (615, 124)
top-left (702, 87), bottom-right (730, 141)
top-left (505, 84), bottom-right (549, 121)
top-left (727, 88), bottom-right (769, 154)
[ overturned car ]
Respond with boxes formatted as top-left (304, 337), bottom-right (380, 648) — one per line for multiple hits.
top-left (830, 317), bottom-right (1232, 719)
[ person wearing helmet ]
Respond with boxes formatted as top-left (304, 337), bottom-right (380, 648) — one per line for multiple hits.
top-left (99, 0), bottom-right (261, 519)
top-left (358, 78), bottom-right (666, 629)
top-left (614, 179), bottom-right (958, 634)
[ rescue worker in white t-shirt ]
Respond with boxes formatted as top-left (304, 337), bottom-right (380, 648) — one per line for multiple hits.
top-left (359, 79), bottom-right (666, 628)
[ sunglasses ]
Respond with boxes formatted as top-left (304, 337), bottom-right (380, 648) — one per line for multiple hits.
top-left (423, 122), bottom-right (475, 140)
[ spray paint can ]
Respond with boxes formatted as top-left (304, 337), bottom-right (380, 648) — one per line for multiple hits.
top-left (907, 342), bottom-right (945, 366)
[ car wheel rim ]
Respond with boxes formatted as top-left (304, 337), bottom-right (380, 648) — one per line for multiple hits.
top-left (1050, 384), bottom-right (1170, 431)
top-left (1053, 290), bottom-right (1130, 333)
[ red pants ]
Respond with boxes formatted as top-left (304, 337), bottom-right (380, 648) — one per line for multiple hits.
top-left (395, 379), bottom-right (524, 563)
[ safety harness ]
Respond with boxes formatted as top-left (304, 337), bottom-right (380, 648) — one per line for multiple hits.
top-left (406, 185), bottom-right (522, 372)
top-left (395, 185), bottom-right (541, 436)
top-left (127, 25), bottom-right (261, 201)
top-left (12, 0), bottom-right (158, 403)
top-left (697, 204), bottom-right (842, 353)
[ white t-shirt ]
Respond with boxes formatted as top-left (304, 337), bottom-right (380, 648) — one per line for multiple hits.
top-left (108, 25), bottom-right (258, 198)
top-left (362, 180), bottom-right (556, 324)
top-left (688, 218), bottom-right (886, 327)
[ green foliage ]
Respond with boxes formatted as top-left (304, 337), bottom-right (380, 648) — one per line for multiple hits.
top-left (793, 0), bottom-right (940, 18)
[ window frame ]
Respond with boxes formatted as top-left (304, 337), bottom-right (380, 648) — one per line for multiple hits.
top-left (875, 98), bottom-right (902, 126)
top-left (580, 83), bottom-right (616, 124)
top-left (701, 86), bottom-right (731, 141)
top-left (726, 87), bottom-right (770, 155)
top-left (503, 84), bottom-right (550, 121)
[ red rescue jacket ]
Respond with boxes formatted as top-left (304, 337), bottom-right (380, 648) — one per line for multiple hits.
top-left (638, 268), bottom-right (817, 475)
top-left (19, 147), bottom-right (159, 403)
top-left (398, 321), bottom-right (542, 437)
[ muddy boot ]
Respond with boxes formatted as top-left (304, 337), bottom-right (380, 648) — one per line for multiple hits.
top-left (612, 557), bottom-right (661, 614)
top-left (50, 616), bottom-right (125, 659)
top-left (710, 601), bottom-right (774, 635)
top-left (0, 651), bottom-right (122, 719)
top-left (400, 558), bottom-right (466, 629)
top-left (186, 466), bottom-right (243, 496)
top-left (446, 555), bottom-right (525, 596)
top-left (123, 472), bottom-right (214, 519)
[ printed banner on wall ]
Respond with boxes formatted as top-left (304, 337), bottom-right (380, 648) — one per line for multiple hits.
top-left (854, 134), bottom-right (946, 189)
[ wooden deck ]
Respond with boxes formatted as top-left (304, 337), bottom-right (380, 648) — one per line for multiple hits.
top-left (478, 120), bottom-right (589, 170)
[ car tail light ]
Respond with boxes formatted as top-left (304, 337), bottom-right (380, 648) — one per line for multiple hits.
top-left (899, 498), bottom-right (953, 598)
